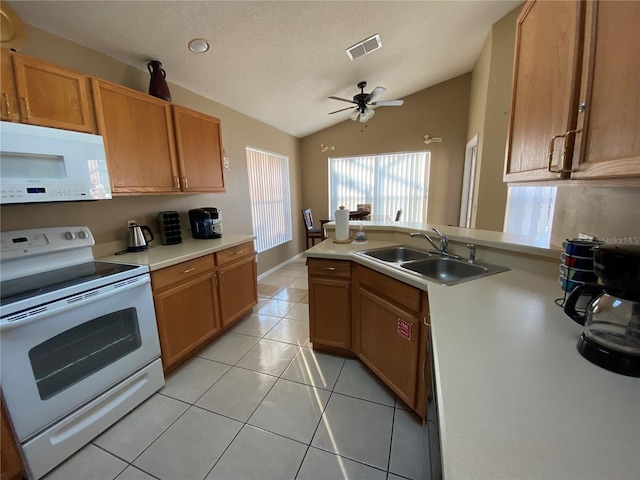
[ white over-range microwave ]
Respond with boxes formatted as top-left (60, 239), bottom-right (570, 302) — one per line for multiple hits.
top-left (0, 121), bottom-right (112, 204)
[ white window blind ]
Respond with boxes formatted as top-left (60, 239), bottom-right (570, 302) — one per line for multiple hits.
top-left (328, 151), bottom-right (430, 222)
top-left (504, 186), bottom-right (557, 243)
top-left (246, 147), bottom-right (292, 252)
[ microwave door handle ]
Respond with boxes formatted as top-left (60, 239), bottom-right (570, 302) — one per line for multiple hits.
top-left (0, 276), bottom-right (150, 331)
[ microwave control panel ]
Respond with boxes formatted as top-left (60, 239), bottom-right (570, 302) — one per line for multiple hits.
top-left (1, 184), bottom-right (89, 203)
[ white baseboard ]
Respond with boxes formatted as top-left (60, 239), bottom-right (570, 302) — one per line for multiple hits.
top-left (257, 253), bottom-right (304, 281)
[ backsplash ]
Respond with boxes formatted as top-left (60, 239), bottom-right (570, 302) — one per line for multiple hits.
top-left (551, 186), bottom-right (640, 247)
top-left (0, 195), bottom-right (247, 247)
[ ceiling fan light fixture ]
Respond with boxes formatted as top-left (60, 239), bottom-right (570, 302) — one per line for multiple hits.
top-left (360, 106), bottom-right (375, 122)
top-left (350, 109), bottom-right (360, 121)
top-left (188, 38), bottom-right (210, 53)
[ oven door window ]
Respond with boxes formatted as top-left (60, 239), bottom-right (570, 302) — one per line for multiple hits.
top-left (28, 308), bottom-right (142, 400)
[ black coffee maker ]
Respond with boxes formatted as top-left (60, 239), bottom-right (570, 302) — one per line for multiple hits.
top-left (564, 244), bottom-right (640, 377)
top-left (188, 208), bottom-right (222, 239)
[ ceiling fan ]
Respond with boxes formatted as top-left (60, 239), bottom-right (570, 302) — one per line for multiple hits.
top-left (328, 81), bottom-right (404, 122)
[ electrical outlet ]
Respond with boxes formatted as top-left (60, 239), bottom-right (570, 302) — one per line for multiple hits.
top-left (127, 220), bottom-right (137, 228)
top-left (578, 232), bottom-right (594, 240)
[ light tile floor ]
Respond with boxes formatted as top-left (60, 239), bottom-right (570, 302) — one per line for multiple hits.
top-left (44, 257), bottom-right (427, 480)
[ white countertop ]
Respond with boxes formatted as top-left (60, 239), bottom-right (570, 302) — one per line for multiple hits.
top-left (98, 235), bottom-right (255, 271)
top-left (323, 220), bottom-right (561, 259)
top-left (305, 240), bottom-right (640, 479)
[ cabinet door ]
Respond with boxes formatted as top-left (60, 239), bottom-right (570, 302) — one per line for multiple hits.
top-left (92, 78), bottom-right (180, 194)
top-left (571, 0), bottom-right (640, 179)
top-left (153, 272), bottom-right (220, 373)
top-left (0, 51), bottom-right (19, 122)
top-left (308, 276), bottom-right (351, 349)
top-left (356, 286), bottom-right (420, 409)
top-left (218, 256), bottom-right (258, 327)
top-left (504, 0), bottom-right (585, 182)
top-left (12, 54), bottom-right (96, 133)
top-left (173, 106), bottom-right (225, 192)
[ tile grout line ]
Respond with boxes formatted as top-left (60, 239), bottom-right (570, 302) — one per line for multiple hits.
top-left (292, 355), bottom-right (347, 480)
top-left (201, 295), bottom-right (309, 479)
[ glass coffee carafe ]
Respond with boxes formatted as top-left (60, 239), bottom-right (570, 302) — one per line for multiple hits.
top-left (564, 245), bottom-right (640, 377)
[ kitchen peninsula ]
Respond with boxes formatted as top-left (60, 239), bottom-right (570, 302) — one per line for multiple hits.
top-left (304, 224), bottom-right (640, 479)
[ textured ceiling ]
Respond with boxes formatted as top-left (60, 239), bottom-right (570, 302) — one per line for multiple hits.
top-left (8, 0), bottom-right (521, 138)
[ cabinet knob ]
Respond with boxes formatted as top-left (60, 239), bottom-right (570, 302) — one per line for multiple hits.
top-left (181, 177), bottom-right (188, 190)
top-left (578, 101), bottom-right (587, 113)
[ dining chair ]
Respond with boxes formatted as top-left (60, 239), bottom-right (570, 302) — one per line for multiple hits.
top-left (302, 208), bottom-right (327, 248)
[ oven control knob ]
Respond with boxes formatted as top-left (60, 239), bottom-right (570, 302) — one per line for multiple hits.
top-left (64, 231), bottom-right (76, 240)
top-left (77, 231), bottom-right (88, 239)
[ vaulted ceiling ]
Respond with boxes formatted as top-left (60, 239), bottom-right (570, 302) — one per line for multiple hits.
top-left (8, 0), bottom-right (521, 137)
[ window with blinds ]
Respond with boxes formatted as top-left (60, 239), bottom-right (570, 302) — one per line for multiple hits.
top-left (504, 186), bottom-right (557, 243)
top-left (328, 151), bottom-right (430, 223)
top-left (246, 147), bottom-right (292, 252)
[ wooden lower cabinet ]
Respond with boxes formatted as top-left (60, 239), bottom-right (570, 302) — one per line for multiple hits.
top-left (307, 258), bottom-right (351, 351)
top-left (217, 255), bottom-right (258, 328)
top-left (152, 245), bottom-right (258, 373)
top-left (356, 287), bottom-right (421, 408)
top-left (1, 396), bottom-right (23, 480)
top-left (153, 270), bottom-right (221, 373)
top-left (352, 263), bottom-right (429, 418)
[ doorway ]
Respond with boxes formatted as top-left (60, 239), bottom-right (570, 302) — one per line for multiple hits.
top-left (459, 135), bottom-right (478, 228)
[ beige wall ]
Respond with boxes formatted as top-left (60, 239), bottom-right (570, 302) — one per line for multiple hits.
top-left (467, 5), bottom-right (522, 231)
top-left (0, 26), bottom-right (303, 275)
top-left (300, 74), bottom-right (471, 226)
top-left (466, 34), bottom-right (492, 228)
top-left (551, 187), bottom-right (640, 246)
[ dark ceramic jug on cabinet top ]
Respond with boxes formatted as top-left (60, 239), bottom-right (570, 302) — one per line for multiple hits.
top-left (148, 60), bottom-right (171, 102)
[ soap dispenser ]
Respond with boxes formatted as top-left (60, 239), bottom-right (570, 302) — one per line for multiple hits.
top-left (356, 225), bottom-right (366, 241)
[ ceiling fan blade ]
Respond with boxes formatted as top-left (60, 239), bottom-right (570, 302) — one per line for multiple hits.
top-left (365, 86), bottom-right (386, 103)
top-left (328, 96), bottom-right (356, 104)
top-left (329, 106), bottom-right (356, 114)
top-left (371, 99), bottom-right (404, 106)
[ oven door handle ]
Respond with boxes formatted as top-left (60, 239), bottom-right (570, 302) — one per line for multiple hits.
top-left (0, 275), bottom-right (150, 331)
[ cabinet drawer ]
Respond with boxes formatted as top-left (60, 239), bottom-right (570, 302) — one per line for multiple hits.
top-left (215, 242), bottom-right (255, 266)
top-left (355, 264), bottom-right (421, 313)
top-left (308, 258), bottom-right (351, 278)
top-left (152, 255), bottom-right (214, 291)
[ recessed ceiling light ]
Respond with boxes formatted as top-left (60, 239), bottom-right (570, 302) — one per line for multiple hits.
top-left (188, 38), bottom-right (210, 53)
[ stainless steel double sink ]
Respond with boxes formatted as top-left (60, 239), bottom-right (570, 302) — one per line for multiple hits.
top-left (353, 246), bottom-right (509, 286)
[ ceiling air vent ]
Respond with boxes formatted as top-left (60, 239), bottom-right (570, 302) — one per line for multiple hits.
top-left (346, 34), bottom-right (382, 61)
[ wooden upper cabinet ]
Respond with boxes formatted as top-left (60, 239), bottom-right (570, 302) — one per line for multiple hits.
top-left (504, 0), bottom-right (585, 182)
top-left (0, 51), bottom-right (20, 122)
top-left (92, 78), bottom-right (180, 194)
top-left (173, 105), bottom-right (226, 192)
top-left (570, 0), bottom-right (640, 179)
top-left (11, 53), bottom-right (96, 133)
